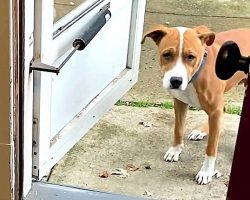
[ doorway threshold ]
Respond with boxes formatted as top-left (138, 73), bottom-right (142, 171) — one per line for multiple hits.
top-left (25, 181), bottom-right (146, 200)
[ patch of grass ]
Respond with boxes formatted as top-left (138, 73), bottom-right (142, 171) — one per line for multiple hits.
top-left (115, 100), bottom-right (125, 106)
top-left (115, 100), bottom-right (155, 107)
top-left (115, 100), bottom-right (242, 115)
top-left (115, 100), bottom-right (174, 109)
top-left (225, 105), bottom-right (242, 115)
top-left (161, 100), bottom-right (174, 109)
top-left (131, 100), bottom-right (154, 108)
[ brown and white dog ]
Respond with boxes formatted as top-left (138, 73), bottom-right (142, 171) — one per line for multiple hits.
top-left (142, 25), bottom-right (250, 184)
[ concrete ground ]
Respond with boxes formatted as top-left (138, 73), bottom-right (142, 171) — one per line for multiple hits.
top-left (48, 0), bottom-right (250, 199)
top-left (49, 107), bottom-right (240, 199)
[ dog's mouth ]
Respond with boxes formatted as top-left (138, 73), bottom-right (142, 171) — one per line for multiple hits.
top-left (169, 85), bottom-right (179, 89)
top-left (167, 82), bottom-right (188, 91)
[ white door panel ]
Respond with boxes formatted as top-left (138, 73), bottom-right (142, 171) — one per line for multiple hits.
top-left (50, 1), bottom-right (132, 136)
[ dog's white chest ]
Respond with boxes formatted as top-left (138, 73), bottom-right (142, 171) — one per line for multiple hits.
top-left (168, 83), bottom-right (201, 108)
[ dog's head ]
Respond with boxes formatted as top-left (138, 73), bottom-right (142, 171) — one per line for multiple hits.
top-left (142, 25), bottom-right (215, 91)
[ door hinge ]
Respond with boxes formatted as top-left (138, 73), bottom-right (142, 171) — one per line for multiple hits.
top-left (32, 118), bottom-right (39, 178)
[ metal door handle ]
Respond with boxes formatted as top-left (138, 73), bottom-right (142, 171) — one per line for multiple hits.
top-left (216, 41), bottom-right (249, 80)
top-left (30, 3), bottom-right (111, 75)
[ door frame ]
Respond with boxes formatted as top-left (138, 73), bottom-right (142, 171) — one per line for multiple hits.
top-left (0, 0), bottom-right (25, 199)
top-left (226, 75), bottom-right (250, 199)
top-left (13, 0), bottom-right (24, 198)
top-left (0, 0), bottom-right (13, 198)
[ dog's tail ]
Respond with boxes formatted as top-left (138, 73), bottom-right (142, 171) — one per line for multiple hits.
top-left (224, 71), bottom-right (247, 92)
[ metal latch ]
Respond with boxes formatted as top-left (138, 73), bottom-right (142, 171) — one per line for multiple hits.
top-left (30, 3), bottom-right (111, 75)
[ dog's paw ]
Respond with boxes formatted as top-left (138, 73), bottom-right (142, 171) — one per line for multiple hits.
top-left (196, 155), bottom-right (222, 185)
top-left (164, 144), bottom-right (184, 162)
top-left (188, 130), bottom-right (207, 141)
top-left (196, 169), bottom-right (222, 185)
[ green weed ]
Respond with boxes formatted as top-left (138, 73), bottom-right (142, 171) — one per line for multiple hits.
top-left (115, 100), bottom-right (241, 115)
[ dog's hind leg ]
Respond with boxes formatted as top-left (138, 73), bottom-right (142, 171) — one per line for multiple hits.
top-left (164, 98), bottom-right (188, 162)
top-left (188, 122), bottom-right (208, 141)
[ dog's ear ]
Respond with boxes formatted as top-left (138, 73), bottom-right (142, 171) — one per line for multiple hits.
top-left (141, 24), bottom-right (168, 45)
top-left (194, 25), bottom-right (215, 46)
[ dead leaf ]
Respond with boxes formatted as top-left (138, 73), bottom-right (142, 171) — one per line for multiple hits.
top-left (143, 189), bottom-right (153, 197)
top-left (99, 170), bottom-right (109, 178)
top-left (111, 168), bottom-right (130, 178)
top-left (126, 164), bottom-right (139, 171)
top-left (138, 121), bottom-right (153, 127)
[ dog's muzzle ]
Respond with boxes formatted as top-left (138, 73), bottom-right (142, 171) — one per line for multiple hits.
top-left (170, 76), bottom-right (183, 89)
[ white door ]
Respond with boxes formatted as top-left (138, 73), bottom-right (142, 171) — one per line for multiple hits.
top-left (32, 0), bottom-right (146, 180)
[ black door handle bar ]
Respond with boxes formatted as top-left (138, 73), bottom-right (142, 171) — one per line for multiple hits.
top-left (30, 3), bottom-right (111, 75)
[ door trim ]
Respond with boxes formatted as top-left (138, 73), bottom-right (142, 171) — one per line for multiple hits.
top-left (12, 0), bottom-right (25, 198)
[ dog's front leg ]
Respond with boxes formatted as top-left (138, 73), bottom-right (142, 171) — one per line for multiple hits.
top-left (196, 109), bottom-right (223, 184)
top-left (164, 98), bottom-right (188, 162)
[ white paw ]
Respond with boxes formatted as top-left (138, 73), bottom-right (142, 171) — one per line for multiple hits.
top-left (196, 169), bottom-right (222, 185)
top-left (164, 144), bottom-right (184, 162)
top-left (195, 155), bottom-right (222, 185)
top-left (188, 130), bottom-right (207, 141)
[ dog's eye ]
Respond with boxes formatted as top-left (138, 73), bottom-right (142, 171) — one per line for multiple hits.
top-left (186, 54), bottom-right (195, 61)
top-left (163, 52), bottom-right (173, 61)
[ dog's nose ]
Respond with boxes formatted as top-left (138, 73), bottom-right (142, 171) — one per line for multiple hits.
top-left (170, 77), bottom-right (183, 89)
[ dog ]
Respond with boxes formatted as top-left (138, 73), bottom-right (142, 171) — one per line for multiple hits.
top-left (141, 25), bottom-right (250, 184)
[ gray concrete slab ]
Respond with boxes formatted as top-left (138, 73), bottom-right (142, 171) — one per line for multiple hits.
top-left (48, 106), bottom-right (240, 200)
